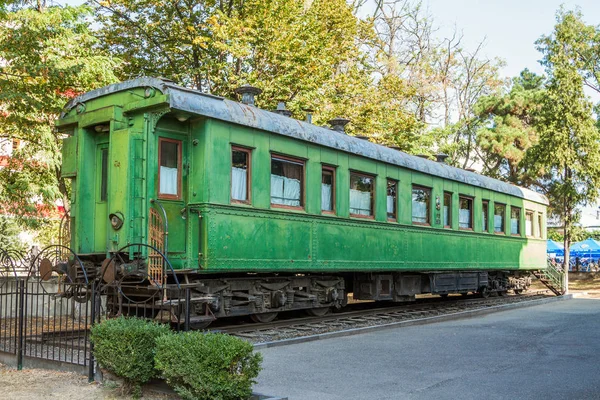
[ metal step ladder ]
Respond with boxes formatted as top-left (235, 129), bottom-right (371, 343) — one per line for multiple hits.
top-left (533, 259), bottom-right (566, 296)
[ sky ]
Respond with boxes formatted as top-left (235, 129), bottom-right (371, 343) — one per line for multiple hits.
top-left (423, 0), bottom-right (600, 79)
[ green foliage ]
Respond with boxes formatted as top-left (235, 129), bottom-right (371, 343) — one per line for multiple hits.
top-left (0, 4), bottom-right (120, 227)
top-left (0, 216), bottom-right (27, 253)
top-left (475, 69), bottom-right (546, 184)
top-left (155, 332), bottom-right (263, 400)
top-left (92, 0), bottom-right (424, 150)
top-left (90, 317), bottom-right (171, 397)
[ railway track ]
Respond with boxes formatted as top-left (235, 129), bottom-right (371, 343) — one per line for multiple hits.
top-left (214, 291), bottom-right (555, 344)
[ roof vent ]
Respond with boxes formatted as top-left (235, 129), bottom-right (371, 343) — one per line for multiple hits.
top-left (417, 154), bottom-right (430, 159)
top-left (355, 135), bottom-right (370, 141)
top-left (303, 108), bottom-right (314, 124)
top-left (274, 101), bottom-right (292, 117)
top-left (328, 117), bottom-right (350, 133)
top-left (465, 168), bottom-right (476, 172)
top-left (234, 84), bottom-right (262, 106)
top-left (435, 153), bottom-right (449, 163)
top-left (389, 145), bottom-right (402, 151)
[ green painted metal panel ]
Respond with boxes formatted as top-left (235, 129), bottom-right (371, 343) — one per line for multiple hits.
top-left (61, 135), bottom-right (78, 178)
top-left (197, 205), bottom-right (546, 273)
top-left (108, 129), bottom-right (130, 252)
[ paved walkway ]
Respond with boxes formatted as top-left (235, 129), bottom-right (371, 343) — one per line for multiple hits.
top-left (255, 298), bottom-right (600, 400)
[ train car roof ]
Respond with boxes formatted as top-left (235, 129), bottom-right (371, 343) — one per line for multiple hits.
top-left (62, 77), bottom-right (549, 206)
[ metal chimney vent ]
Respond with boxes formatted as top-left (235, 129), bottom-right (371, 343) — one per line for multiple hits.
top-left (328, 117), bottom-right (350, 133)
top-left (389, 145), bottom-right (402, 151)
top-left (355, 135), bottom-right (370, 141)
top-left (303, 108), bottom-right (314, 124)
top-left (274, 101), bottom-right (292, 117)
top-left (234, 84), bottom-right (262, 106)
top-left (435, 153), bottom-right (449, 164)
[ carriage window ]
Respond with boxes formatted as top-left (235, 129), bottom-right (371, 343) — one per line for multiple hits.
top-left (158, 138), bottom-right (181, 199)
top-left (443, 192), bottom-right (452, 228)
top-left (350, 173), bottom-right (374, 217)
top-left (494, 203), bottom-right (505, 233)
top-left (232, 147), bottom-right (251, 203)
top-left (459, 196), bottom-right (473, 229)
top-left (511, 206), bottom-right (521, 235)
top-left (271, 155), bottom-right (304, 208)
top-left (100, 148), bottom-right (108, 202)
top-left (412, 186), bottom-right (431, 225)
top-left (526, 211), bottom-right (534, 237)
top-left (322, 167), bottom-right (335, 213)
top-left (538, 213), bottom-right (543, 238)
top-left (387, 179), bottom-right (397, 221)
top-left (482, 200), bottom-right (489, 232)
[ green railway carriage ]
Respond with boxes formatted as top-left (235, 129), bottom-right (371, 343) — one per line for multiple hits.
top-left (56, 77), bottom-right (548, 324)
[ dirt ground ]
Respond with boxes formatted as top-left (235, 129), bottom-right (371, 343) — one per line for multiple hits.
top-left (0, 363), bottom-right (178, 399)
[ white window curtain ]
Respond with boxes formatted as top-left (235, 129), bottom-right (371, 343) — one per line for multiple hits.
top-left (322, 183), bottom-right (332, 211)
top-left (160, 166), bottom-right (178, 195)
top-left (231, 167), bottom-right (247, 201)
top-left (386, 196), bottom-right (394, 215)
top-left (271, 175), bottom-right (301, 206)
top-left (494, 215), bottom-right (503, 232)
top-left (412, 200), bottom-right (427, 222)
top-left (350, 189), bottom-right (371, 215)
top-left (459, 209), bottom-right (471, 228)
top-left (511, 218), bottom-right (519, 234)
top-left (526, 219), bottom-right (533, 236)
top-left (443, 206), bottom-right (449, 226)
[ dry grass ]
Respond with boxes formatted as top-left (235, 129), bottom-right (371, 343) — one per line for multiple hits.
top-left (0, 363), bottom-right (178, 399)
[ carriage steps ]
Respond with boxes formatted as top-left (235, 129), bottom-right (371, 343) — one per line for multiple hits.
top-left (533, 260), bottom-right (565, 296)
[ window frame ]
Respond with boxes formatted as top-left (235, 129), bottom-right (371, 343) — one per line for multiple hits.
top-left (458, 195), bottom-right (474, 231)
top-left (411, 185), bottom-right (432, 226)
top-left (349, 171), bottom-right (375, 219)
top-left (386, 178), bottom-right (398, 222)
top-left (231, 145), bottom-right (252, 205)
top-left (511, 206), bottom-right (522, 236)
top-left (157, 137), bottom-right (182, 201)
top-left (493, 203), bottom-right (506, 234)
top-left (443, 191), bottom-right (452, 229)
top-left (525, 210), bottom-right (534, 237)
top-left (99, 147), bottom-right (109, 203)
top-left (537, 213), bottom-right (544, 238)
top-left (482, 200), bottom-right (489, 233)
top-left (321, 164), bottom-right (336, 215)
top-left (270, 153), bottom-right (306, 211)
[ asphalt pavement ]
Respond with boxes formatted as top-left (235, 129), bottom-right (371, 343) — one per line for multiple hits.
top-left (254, 298), bottom-right (600, 400)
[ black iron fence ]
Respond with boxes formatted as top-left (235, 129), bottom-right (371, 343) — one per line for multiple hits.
top-left (0, 247), bottom-right (191, 381)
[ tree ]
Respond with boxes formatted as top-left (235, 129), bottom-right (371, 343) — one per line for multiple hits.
top-left (92, 0), bottom-right (424, 150)
top-left (0, 4), bottom-right (120, 227)
top-left (527, 9), bottom-right (600, 289)
top-left (474, 69), bottom-right (546, 183)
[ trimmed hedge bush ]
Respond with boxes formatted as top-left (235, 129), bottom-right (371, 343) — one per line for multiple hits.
top-left (155, 332), bottom-right (263, 400)
top-left (90, 317), bottom-right (171, 396)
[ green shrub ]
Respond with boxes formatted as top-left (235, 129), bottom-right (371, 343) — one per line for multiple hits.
top-left (90, 316), bottom-right (171, 397)
top-left (155, 332), bottom-right (263, 400)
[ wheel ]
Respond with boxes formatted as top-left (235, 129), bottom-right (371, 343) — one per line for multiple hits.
top-left (461, 292), bottom-right (469, 297)
top-left (498, 290), bottom-right (508, 296)
top-left (306, 307), bottom-right (331, 317)
top-left (514, 289), bottom-right (523, 295)
top-left (479, 286), bottom-right (490, 298)
top-left (250, 312), bottom-right (278, 323)
top-left (439, 294), bottom-right (449, 298)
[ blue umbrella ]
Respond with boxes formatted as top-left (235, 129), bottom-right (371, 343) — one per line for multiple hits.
top-left (547, 239), bottom-right (564, 256)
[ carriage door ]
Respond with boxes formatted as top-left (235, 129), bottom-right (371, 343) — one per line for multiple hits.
top-left (94, 142), bottom-right (109, 252)
top-left (156, 136), bottom-right (187, 261)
